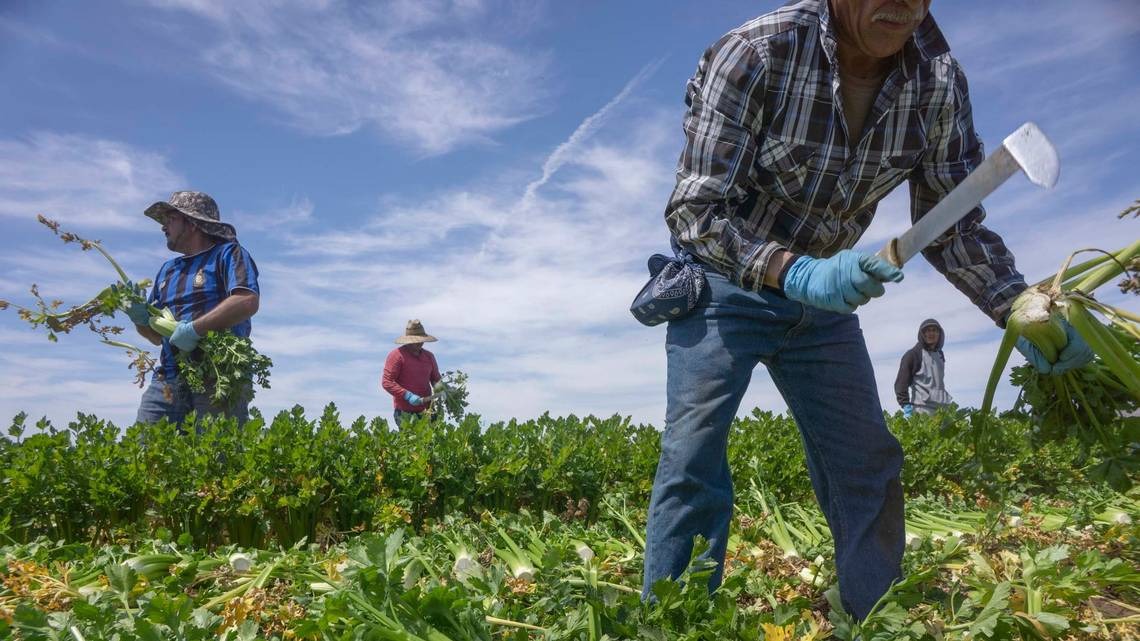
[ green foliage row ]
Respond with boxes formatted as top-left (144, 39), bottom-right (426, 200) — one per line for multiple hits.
top-left (731, 407), bottom-right (1094, 501)
top-left (0, 405), bottom-right (1104, 548)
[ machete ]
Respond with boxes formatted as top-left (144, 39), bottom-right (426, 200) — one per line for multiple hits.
top-left (877, 121), bottom-right (1059, 267)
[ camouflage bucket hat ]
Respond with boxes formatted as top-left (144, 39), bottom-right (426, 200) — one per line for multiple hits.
top-left (395, 319), bottom-right (438, 344)
top-left (144, 191), bottom-right (237, 241)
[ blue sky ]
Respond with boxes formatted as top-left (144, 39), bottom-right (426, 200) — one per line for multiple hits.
top-left (1, 0), bottom-right (1138, 429)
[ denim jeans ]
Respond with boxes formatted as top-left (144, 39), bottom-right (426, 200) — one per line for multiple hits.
top-left (393, 409), bottom-right (423, 426)
top-left (136, 376), bottom-right (249, 429)
top-left (642, 271), bottom-right (904, 620)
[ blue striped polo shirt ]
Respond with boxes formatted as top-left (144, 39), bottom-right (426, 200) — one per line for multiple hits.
top-left (147, 241), bottom-right (260, 381)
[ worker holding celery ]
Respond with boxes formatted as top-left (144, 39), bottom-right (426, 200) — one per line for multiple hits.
top-left (639, 0), bottom-right (1093, 620)
top-left (127, 191), bottom-right (260, 426)
top-left (381, 319), bottom-right (442, 426)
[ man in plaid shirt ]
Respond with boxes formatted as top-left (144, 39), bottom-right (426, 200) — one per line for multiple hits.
top-left (641, 0), bottom-right (1092, 619)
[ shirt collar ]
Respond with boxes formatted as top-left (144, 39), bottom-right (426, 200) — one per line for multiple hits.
top-left (817, 0), bottom-right (951, 78)
top-left (817, 0), bottom-right (840, 67)
top-left (905, 13), bottom-right (950, 73)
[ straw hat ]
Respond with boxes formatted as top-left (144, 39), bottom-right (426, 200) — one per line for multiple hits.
top-left (395, 319), bottom-right (437, 344)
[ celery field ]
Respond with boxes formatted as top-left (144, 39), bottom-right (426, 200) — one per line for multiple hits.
top-left (1, 407), bottom-right (1137, 640)
top-left (1, 214), bottom-right (1138, 638)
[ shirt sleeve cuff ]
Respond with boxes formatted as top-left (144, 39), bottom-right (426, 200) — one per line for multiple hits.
top-left (984, 279), bottom-right (1028, 327)
top-left (736, 241), bottom-right (787, 292)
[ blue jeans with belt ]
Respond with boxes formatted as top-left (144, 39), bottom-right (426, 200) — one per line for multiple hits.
top-left (136, 376), bottom-right (250, 430)
top-left (641, 271), bottom-right (905, 620)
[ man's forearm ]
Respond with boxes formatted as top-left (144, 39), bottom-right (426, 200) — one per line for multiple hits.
top-left (382, 376), bottom-right (407, 398)
top-left (190, 290), bottom-right (259, 335)
top-left (135, 323), bottom-right (163, 346)
top-left (762, 250), bottom-right (797, 289)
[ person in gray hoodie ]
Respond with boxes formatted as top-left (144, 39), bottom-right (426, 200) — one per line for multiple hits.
top-left (895, 319), bottom-right (953, 416)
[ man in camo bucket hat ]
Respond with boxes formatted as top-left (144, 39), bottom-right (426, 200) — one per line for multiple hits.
top-left (381, 319), bottom-right (442, 426)
top-left (127, 190), bottom-right (261, 428)
top-left (144, 191), bottom-right (237, 241)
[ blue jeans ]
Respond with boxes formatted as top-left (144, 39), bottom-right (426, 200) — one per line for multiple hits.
top-left (642, 271), bottom-right (904, 620)
top-left (393, 409), bottom-right (424, 426)
top-left (136, 376), bottom-right (249, 429)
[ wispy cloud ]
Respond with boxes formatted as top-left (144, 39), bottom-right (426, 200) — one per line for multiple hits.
top-left (0, 66), bottom-right (679, 428)
top-left (143, 0), bottom-right (551, 155)
top-left (521, 59), bottom-right (665, 203)
top-left (240, 73), bottom-right (678, 422)
top-left (935, 2), bottom-right (1140, 205)
top-left (0, 329), bottom-right (145, 422)
top-left (0, 15), bottom-right (73, 53)
top-left (232, 196), bottom-right (315, 234)
top-left (0, 132), bottom-right (183, 230)
top-left (276, 191), bottom-right (505, 256)
top-left (945, 2), bottom-right (1139, 84)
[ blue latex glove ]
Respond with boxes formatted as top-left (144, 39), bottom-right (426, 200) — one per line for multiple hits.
top-left (110, 282), bottom-right (150, 325)
top-left (169, 320), bottom-right (201, 351)
top-left (125, 301), bottom-right (150, 326)
top-left (782, 250), bottom-right (904, 313)
top-left (1015, 320), bottom-right (1094, 375)
top-left (404, 391), bottom-right (425, 406)
top-left (902, 404), bottom-right (914, 418)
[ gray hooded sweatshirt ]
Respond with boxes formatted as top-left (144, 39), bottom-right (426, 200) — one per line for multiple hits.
top-left (894, 319), bottom-right (953, 413)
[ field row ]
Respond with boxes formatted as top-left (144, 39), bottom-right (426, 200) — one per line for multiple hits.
top-left (1, 406), bottom-right (1106, 547)
top-left (3, 490), bottom-right (1138, 640)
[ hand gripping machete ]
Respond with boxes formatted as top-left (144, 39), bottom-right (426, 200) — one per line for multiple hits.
top-left (877, 122), bottom-right (1059, 267)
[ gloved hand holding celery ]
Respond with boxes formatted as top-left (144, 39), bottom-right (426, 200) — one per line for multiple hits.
top-left (0, 215), bottom-right (272, 408)
top-left (123, 297), bottom-right (151, 327)
top-left (426, 371), bottom-right (470, 423)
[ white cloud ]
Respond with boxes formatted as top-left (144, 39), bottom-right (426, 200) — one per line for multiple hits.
top-left (942, 1), bottom-right (1140, 175)
top-left (276, 191), bottom-right (505, 256)
top-left (0, 330), bottom-right (146, 424)
top-left (0, 15), bottom-right (74, 52)
top-left (236, 71), bottom-right (678, 424)
top-left (252, 323), bottom-right (371, 357)
top-left (944, 2), bottom-right (1139, 85)
top-left (232, 196), bottom-right (314, 234)
top-left (143, 0), bottom-right (551, 155)
top-left (0, 132), bottom-right (184, 229)
top-left (521, 59), bottom-right (664, 203)
top-left (0, 65), bottom-right (678, 429)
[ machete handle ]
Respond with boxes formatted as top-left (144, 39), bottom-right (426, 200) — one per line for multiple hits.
top-left (876, 238), bottom-right (902, 268)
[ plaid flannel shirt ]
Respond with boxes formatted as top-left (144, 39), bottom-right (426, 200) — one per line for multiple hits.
top-left (665, 0), bottom-right (1026, 323)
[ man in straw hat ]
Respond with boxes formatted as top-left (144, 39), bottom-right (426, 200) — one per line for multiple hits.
top-left (126, 190), bottom-right (261, 426)
top-left (381, 319), bottom-right (442, 425)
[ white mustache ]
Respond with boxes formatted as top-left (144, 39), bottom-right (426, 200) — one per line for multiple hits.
top-left (872, 8), bottom-right (925, 24)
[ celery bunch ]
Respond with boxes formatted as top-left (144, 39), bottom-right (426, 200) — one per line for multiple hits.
top-left (978, 204), bottom-right (1139, 489)
top-left (427, 370), bottom-right (470, 423)
top-left (176, 330), bottom-right (273, 409)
